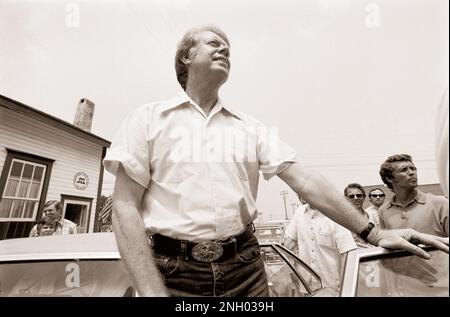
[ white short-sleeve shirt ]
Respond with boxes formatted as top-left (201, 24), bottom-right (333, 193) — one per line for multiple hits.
top-left (104, 91), bottom-right (298, 241)
top-left (284, 204), bottom-right (357, 294)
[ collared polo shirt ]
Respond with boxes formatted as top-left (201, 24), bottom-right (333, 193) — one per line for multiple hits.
top-left (378, 190), bottom-right (448, 237)
top-left (284, 204), bottom-right (357, 294)
top-left (103, 92), bottom-right (297, 241)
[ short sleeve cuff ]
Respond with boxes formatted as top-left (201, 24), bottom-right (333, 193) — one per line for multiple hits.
top-left (103, 150), bottom-right (150, 188)
top-left (261, 155), bottom-right (298, 180)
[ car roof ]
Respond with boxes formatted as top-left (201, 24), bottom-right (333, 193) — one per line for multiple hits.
top-left (0, 232), bottom-right (120, 262)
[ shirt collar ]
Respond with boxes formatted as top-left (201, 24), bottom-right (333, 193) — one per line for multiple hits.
top-left (156, 90), bottom-right (243, 121)
top-left (387, 189), bottom-right (426, 208)
top-left (303, 204), bottom-right (319, 216)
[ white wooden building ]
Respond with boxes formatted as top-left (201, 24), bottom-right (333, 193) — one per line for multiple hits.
top-left (0, 94), bottom-right (110, 240)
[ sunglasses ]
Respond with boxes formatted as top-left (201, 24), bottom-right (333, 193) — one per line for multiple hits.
top-left (370, 194), bottom-right (385, 198)
top-left (347, 194), bottom-right (363, 199)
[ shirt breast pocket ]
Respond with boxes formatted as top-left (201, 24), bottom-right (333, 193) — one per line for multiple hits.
top-left (317, 226), bottom-right (334, 249)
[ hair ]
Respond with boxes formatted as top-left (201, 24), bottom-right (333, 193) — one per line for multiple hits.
top-left (175, 25), bottom-right (230, 90)
top-left (379, 154), bottom-right (413, 189)
top-left (344, 183), bottom-right (366, 198)
top-left (368, 187), bottom-right (385, 196)
top-left (43, 200), bottom-right (62, 213)
top-left (36, 218), bottom-right (58, 235)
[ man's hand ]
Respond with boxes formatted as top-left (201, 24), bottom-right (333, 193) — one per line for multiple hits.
top-left (368, 227), bottom-right (449, 259)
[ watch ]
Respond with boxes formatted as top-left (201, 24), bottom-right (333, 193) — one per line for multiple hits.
top-left (359, 222), bottom-right (375, 242)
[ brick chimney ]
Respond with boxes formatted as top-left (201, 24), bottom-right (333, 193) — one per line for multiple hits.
top-left (74, 98), bottom-right (95, 132)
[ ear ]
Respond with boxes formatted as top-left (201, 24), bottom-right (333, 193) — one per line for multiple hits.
top-left (180, 55), bottom-right (191, 66)
top-left (386, 175), bottom-right (394, 186)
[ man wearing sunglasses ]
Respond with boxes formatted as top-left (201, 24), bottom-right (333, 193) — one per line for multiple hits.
top-left (368, 188), bottom-right (386, 210)
top-left (365, 188), bottom-right (385, 225)
top-left (345, 183), bottom-right (380, 245)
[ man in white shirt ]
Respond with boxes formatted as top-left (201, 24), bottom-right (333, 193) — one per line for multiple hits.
top-left (365, 187), bottom-right (385, 225)
top-left (283, 204), bottom-right (357, 296)
top-left (104, 25), bottom-right (449, 297)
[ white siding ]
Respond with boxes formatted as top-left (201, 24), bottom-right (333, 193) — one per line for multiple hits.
top-left (0, 107), bottom-right (104, 232)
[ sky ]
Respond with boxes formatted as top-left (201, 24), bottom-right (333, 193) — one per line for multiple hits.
top-left (0, 0), bottom-right (448, 221)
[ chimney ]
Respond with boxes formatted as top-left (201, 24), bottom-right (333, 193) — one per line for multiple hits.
top-left (74, 98), bottom-right (95, 132)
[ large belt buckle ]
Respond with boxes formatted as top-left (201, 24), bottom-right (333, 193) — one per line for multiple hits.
top-left (191, 242), bottom-right (223, 262)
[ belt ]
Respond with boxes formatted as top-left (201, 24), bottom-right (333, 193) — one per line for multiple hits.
top-left (152, 224), bottom-right (255, 263)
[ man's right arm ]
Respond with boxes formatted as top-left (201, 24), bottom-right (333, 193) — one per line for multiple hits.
top-left (112, 165), bottom-right (168, 296)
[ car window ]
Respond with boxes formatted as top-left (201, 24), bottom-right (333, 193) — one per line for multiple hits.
top-left (261, 245), bottom-right (323, 297)
top-left (0, 260), bottom-right (135, 297)
top-left (356, 250), bottom-right (449, 297)
top-left (255, 227), bottom-right (283, 244)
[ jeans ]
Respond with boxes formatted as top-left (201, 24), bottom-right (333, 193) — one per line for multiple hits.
top-left (153, 233), bottom-right (269, 297)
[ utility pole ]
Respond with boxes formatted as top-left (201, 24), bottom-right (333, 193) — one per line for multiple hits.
top-left (280, 190), bottom-right (289, 220)
top-left (290, 202), bottom-right (298, 215)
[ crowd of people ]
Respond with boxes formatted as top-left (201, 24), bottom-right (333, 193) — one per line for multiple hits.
top-left (283, 153), bottom-right (448, 295)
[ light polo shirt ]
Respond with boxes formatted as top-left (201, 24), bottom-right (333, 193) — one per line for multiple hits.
top-left (284, 204), bottom-right (357, 294)
top-left (103, 91), bottom-right (297, 241)
top-left (379, 190), bottom-right (449, 296)
top-left (378, 190), bottom-right (448, 237)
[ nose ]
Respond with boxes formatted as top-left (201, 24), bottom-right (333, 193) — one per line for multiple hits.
top-left (218, 45), bottom-right (229, 58)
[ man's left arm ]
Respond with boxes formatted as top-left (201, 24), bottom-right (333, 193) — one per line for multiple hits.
top-left (278, 163), bottom-right (449, 258)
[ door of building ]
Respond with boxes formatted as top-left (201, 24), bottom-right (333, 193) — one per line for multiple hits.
top-left (61, 195), bottom-right (92, 234)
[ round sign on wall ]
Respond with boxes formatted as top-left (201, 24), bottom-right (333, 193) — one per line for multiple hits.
top-left (73, 172), bottom-right (89, 190)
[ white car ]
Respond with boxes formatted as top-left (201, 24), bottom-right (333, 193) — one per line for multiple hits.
top-left (0, 233), bottom-right (447, 297)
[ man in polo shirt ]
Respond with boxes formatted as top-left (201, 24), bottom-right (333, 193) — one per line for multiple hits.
top-left (104, 26), bottom-right (449, 297)
top-left (378, 154), bottom-right (448, 295)
top-left (378, 154), bottom-right (448, 236)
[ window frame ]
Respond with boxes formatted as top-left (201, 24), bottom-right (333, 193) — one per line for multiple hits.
top-left (0, 150), bottom-right (53, 222)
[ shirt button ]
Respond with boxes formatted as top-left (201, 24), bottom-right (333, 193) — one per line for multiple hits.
top-left (310, 227), bottom-right (314, 230)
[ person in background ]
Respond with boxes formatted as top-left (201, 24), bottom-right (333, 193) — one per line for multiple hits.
top-left (378, 154), bottom-right (449, 295)
top-left (283, 202), bottom-right (357, 296)
top-left (29, 200), bottom-right (78, 237)
top-left (365, 187), bottom-right (385, 226)
top-left (344, 183), bottom-right (380, 246)
top-left (36, 218), bottom-right (58, 237)
top-left (378, 154), bottom-right (448, 237)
